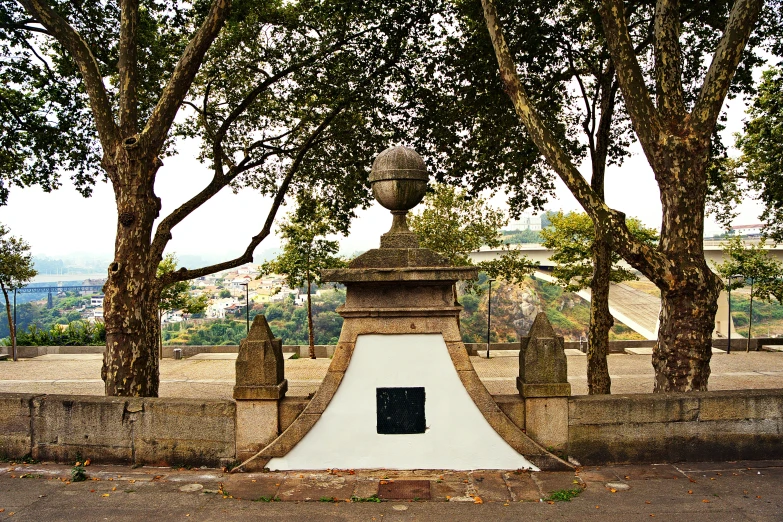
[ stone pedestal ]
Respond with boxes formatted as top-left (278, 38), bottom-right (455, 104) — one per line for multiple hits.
top-left (517, 313), bottom-right (571, 453)
top-left (233, 315), bottom-right (287, 461)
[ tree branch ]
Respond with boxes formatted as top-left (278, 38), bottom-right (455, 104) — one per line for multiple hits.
top-left (118, 0), bottom-right (139, 136)
top-left (142, 0), bottom-right (231, 153)
top-left (691, 0), bottom-right (763, 137)
top-left (17, 0), bottom-right (119, 151)
top-left (654, 0), bottom-right (686, 122)
top-left (481, 0), bottom-right (671, 285)
top-left (599, 0), bottom-right (662, 150)
top-left (156, 100), bottom-right (349, 284)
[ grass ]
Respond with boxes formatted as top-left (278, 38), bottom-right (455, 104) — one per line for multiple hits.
top-left (350, 494), bottom-right (381, 503)
top-left (544, 487), bottom-right (582, 502)
top-left (254, 495), bottom-right (280, 502)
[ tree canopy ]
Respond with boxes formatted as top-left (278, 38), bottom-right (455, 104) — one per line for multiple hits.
top-left (0, 223), bottom-right (37, 360)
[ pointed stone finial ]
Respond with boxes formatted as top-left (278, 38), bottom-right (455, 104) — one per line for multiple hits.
top-left (234, 315), bottom-right (288, 400)
top-left (517, 312), bottom-right (570, 398)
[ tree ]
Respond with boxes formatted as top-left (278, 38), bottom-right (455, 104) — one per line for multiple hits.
top-left (10, 0), bottom-right (437, 396)
top-left (713, 235), bottom-right (783, 350)
top-left (156, 253), bottom-right (208, 357)
top-left (0, 223), bottom-right (37, 361)
top-left (481, 0), bottom-right (769, 392)
top-left (409, 184), bottom-right (536, 287)
top-left (735, 67), bottom-right (783, 242)
top-left (261, 194), bottom-right (345, 359)
top-left (540, 211), bottom-right (658, 393)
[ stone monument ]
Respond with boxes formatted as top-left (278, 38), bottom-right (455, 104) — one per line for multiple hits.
top-left (233, 315), bottom-right (287, 461)
top-left (235, 146), bottom-right (570, 472)
top-left (517, 312), bottom-right (571, 453)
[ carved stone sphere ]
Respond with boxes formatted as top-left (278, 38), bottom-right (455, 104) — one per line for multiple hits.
top-left (369, 146), bottom-right (428, 211)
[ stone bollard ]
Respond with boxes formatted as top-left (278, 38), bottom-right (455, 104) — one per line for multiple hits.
top-left (517, 312), bottom-right (571, 454)
top-left (233, 315), bottom-right (288, 462)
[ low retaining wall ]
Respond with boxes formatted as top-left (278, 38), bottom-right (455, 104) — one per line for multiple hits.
top-left (568, 389), bottom-right (783, 465)
top-left (0, 394), bottom-right (235, 467)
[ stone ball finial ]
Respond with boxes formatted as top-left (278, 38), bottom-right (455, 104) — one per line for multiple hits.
top-left (369, 146), bottom-right (428, 211)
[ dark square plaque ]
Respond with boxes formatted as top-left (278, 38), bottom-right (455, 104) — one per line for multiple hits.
top-left (376, 387), bottom-right (426, 434)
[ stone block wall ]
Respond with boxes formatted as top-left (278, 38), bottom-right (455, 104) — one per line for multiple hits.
top-left (568, 389), bottom-right (783, 464)
top-left (0, 394), bottom-right (235, 467)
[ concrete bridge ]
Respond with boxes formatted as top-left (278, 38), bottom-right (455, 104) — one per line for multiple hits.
top-left (468, 241), bottom-right (768, 340)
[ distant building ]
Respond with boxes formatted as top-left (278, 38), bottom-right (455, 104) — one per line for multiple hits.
top-left (731, 224), bottom-right (764, 237)
top-left (505, 214), bottom-right (542, 232)
top-left (93, 307), bottom-right (104, 320)
top-left (90, 295), bottom-right (105, 307)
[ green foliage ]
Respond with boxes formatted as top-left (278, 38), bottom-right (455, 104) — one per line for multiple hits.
top-left (713, 236), bottom-right (783, 302)
top-left (736, 67), bottom-right (783, 242)
top-left (219, 289), bottom-right (231, 299)
top-left (16, 321), bottom-right (106, 346)
top-left (71, 465), bottom-right (88, 482)
top-left (0, 224), bottom-right (37, 292)
top-left (545, 487), bottom-right (582, 502)
top-left (539, 211), bottom-right (658, 292)
top-left (502, 228), bottom-right (542, 244)
top-left (157, 254), bottom-right (208, 314)
top-left (409, 184), bottom-right (537, 287)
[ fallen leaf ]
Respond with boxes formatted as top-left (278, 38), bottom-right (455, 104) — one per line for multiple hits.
top-left (546, 501), bottom-right (554, 505)
top-left (710, 478), bottom-right (716, 481)
top-left (102, 494), bottom-right (110, 498)
top-left (75, 462), bottom-right (81, 467)
top-left (274, 483), bottom-right (280, 487)
top-left (702, 499), bottom-right (710, 503)
top-left (610, 488), bottom-right (617, 493)
top-left (689, 478), bottom-right (697, 483)
top-left (503, 503), bottom-right (509, 506)
top-left (756, 496), bottom-right (762, 499)
top-left (645, 501), bottom-right (651, 504)
top-left (595, 506), bottom-right (600, 509)
top-left (474, 497), bottom-right (483, 504)
top-left (90, 489), bottom-right (95, 493)
top-left (112, 487), bottom-right (117, 491)
top-left (650, 514), bottom-right (655, 517)
top-left (688, 490), bottom-right (693, 494)
top-left (251, 480), bottom-right (256, 483)
top-left (624, 476), bottom-right (630, 480)
top-left (84, 459), bottom-right (91, 466)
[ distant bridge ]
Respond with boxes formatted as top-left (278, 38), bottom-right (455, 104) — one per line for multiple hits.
top-left (469, 242), bottom-right (751, 341)
top-left (16, 285), bottom-right (104, 294)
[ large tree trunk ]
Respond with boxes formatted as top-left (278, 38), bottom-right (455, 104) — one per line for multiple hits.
top-left (101, 149), bottom-right (164, 397)
top-left (1, 283), bottom-right (16, 362)
top-left (587, 231), bottom-right (613, 394)
top-left (746, 282), bottom-right (754, 352)
top-left (651, 139), bottom-right (723, 392)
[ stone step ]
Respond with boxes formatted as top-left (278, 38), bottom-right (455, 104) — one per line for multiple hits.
top-left (762, 345), bottom-right (783, 352)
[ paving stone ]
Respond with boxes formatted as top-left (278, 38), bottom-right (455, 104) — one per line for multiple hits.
top-left (504, 470), bottom-right (542, 501)
top-left (608, 464), bottom-right (683, 480)
top-left (469, 472), bottom-right (511, 502)
top-left (276, 472), bottom-right (356, 502)
top-left (222, 474), bottom-right (281, 501)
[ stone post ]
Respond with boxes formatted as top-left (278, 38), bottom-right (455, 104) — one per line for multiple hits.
top-left (517, 313), bottom-right (571, 453)
top-left (233, 315), bottom-right (288, 462)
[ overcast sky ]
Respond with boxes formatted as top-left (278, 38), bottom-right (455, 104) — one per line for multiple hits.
top-left (0, 91), bottom-right (764, 266)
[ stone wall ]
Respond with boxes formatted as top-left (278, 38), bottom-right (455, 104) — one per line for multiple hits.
top-left (0, 393), bottom-right (235, 467)
top-left (568, 389), bottom-right (783, 465)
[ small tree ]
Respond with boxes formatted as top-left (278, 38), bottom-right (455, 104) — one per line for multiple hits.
top-left (0, 224), bottom-right (38, 361)
top-left (156, 254), bottom-right (208, 356)
top-left (540, 211), bottom-right (658, 394)
top-left (262, 195), bottom-right (345, 358)
top-left (713, 235), bottom-right (783, 351)
top-left (409, 184), bottom-right (536, 287)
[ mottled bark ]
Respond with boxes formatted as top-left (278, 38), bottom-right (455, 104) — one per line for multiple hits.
top-left (746, 281), bottom-right (754, 352)
top-left (101, 143), bottom-right (164, 397)
top-left (1, 283), bottom-right (16, 361)
top-left (482, 0), bottom-right (755, 392)
top-left (307, 276), bottom-right (315, 359)
top-left (588, 232), bottom-right (613, 394)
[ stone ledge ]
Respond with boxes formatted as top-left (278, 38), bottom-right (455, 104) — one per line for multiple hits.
top-left (517, 380), bottom-right (571, 398)
top-left (233, 380), bottom-right (288, 400)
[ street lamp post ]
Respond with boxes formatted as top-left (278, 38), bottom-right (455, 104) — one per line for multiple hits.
top-left (12, 289), bottom-right (17, 362)
top-left (241, 283), bottom-right (249, 334)
top-left (487, 279), bottom-right (496, 359)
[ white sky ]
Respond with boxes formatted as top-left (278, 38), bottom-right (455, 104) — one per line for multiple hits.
top-left (0, 92), bottom-right (764, 266)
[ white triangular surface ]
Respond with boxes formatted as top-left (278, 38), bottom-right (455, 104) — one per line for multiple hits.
top-left (267, 334), bottom-right (537, 470)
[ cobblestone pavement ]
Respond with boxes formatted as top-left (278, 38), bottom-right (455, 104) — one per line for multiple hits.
top-left (1, 460), bottom-right (781, 520)
top-left (0, 351), bottom-right (781, 398)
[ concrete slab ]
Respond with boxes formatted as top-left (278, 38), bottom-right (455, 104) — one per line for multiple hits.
top-left (624, 347), bottom-right (653, 355)
top-left (713, 348), bottom-right (726, 354)
top-left (762, 345), bottom-right (783, 352)
top-left (564, 349), bottom-right (586, 356)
